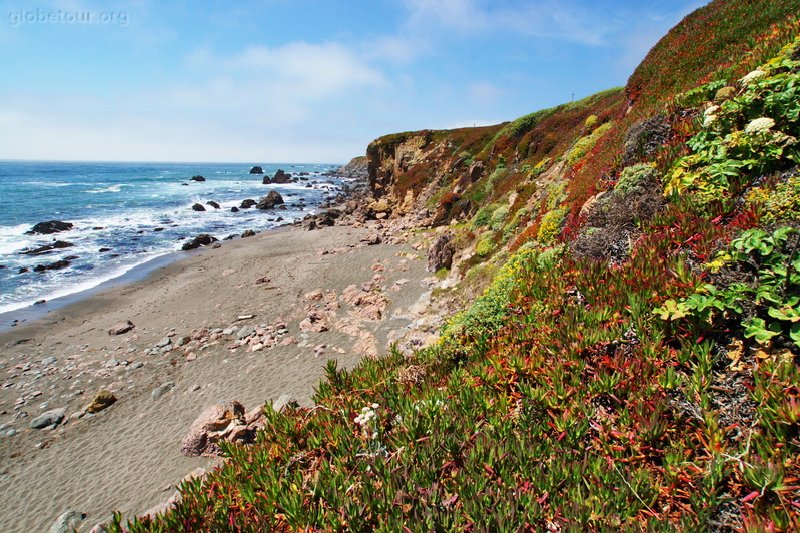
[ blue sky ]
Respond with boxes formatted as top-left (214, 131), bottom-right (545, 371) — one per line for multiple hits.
top-left (0, 0), bottom-right (704, 163)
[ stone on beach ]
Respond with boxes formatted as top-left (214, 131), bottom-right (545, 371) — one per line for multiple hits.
top-left (182, 234), bottom-right (218, 251)
top-left (49, 510), bottom-right (86, 533)
top-left (85, 390), bottom-right (117, 414)
top-left (108, 320), bottom-right (135, 336)
top-left (180, 401), bottom-right (250, 457)
top-left (30, 407), bottom-right (66, 429)
top-left (152, 382), bottom-right (175, 400)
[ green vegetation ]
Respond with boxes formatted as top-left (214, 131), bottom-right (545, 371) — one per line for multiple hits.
top-left (117, 6), bottom-right (800, 532)
top-left (566, 121), bottom-right (614, 165)
top-left (666, 39), bottom-right (800, 213)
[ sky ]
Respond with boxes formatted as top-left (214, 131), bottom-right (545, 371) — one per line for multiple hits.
top-left (0, 0), bottom-right (705, 163)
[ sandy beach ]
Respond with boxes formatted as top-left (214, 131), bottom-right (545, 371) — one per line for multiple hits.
top-left (0, 222), bottom-right (434, 532)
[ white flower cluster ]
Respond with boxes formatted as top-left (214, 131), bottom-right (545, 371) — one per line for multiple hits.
top-left (744, 117), bottom-right (776, 135)
top-left (740, 69), bottom-right (766, 85)
top-left (703, 105), bottom-right (720, 127)
top-left (354, 403), bottom-right (379, 427)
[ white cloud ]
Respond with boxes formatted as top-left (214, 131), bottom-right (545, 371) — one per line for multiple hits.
top-left (0, 40), bottom-right (386, 162)
top-left (398, 0), bottom-right (615, 45)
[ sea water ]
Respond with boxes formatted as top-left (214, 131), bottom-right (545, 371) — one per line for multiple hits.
top-left (0, 160), bottom-right (346, 317)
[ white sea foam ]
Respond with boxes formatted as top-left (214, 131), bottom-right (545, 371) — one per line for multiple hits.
top-left (0, 251), bottom-right (170, 315)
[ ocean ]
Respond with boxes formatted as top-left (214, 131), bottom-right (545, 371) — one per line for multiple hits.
top-left (0, 160), bottom-right (346, 320)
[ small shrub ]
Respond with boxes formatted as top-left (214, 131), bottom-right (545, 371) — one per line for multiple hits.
top-left (622, 114), bottom-right (672, 166)
top-left (471, 204), bottom-right (497, 229)
top-left (746, 169), bottom-right (800, 223)
top-left (537, 207), bottom-right (568, 244)
top-left (566, 121), bottom-right (614, 165)
top-left (616, 163), bottom-right (661, 195)
top-left (489, 205), bottom-right (509, 231)
top-left (475, 231), bottom-right (496, 257)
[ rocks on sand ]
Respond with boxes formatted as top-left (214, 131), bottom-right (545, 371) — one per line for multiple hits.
top-left (30, 407), bottom-right (66, 429)
top-left (180, 400), bottom-right (260, 457)
top-left (152, 382), bottom-right (175, 400)
top-left (49, 510), bottom-right (86, 533)
top-left (108, 320), bottom-right (135, 336)
top-left (85, 390), bottom-right (117, 414)
top-left (182, 234), bottom-right (218, 251)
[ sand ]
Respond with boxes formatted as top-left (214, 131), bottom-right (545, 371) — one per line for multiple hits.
top-left (0, 223), bottom-right (434, 532)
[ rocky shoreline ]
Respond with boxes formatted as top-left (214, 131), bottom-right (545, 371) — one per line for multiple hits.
top-left (0, 178), bottom-right (459, 531)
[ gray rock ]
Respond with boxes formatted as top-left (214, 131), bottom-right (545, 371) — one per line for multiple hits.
top-left (272, 394), bottom-right (297, 413)
top-left (237, 326), bottom-right (254, 340)
top-left (127, 361), bottom-right (144, 371)
top-left (104, 358), bottom-right (121, 368)
top-left (152, 382), bottom-right (175, 400)
top-left (426, 233), bottom-right (455, 273)
top-left (156, 337), bottom-right (171, 348)
top-left (49, 510), bottom-right (86, 533)
top-left (5, 429), bottom-right (16, 437)
top-left (30, 408), bottom-right (66, 429)
top-left (41, 356), bottom-right (57, 366)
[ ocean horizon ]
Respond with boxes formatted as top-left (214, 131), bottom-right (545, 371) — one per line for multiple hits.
top-left (0, 160), bottom-right (348, 318)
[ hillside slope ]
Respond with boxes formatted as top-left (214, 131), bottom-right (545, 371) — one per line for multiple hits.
top-left (118, 1), bottom-right (800, 530)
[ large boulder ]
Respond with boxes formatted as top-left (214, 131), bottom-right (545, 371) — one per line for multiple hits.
top-left (190, 175), bottom-right (205, 182)
top-left (256, 191), bottom-right (284, 210)
top-left (272, 169), bottom-right (291, 184)
top-left (426, 233), bottom-right (455, 272)
top-left (249, 166), bottom-right (263, 174)
top-left (468, 161), bottom-right (484, 183)
top-left (26, 220), bottom-right (73, 235)
top-left (240, 198), bottom-right (257, 209)
top-left (180, 401), bottom-right (253, 457)
top-left (182, 234), bottom-right (218, 251)
top-left (191, 203), bottom-right (206, 212)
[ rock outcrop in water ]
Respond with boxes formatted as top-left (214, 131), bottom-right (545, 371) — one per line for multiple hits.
top-left (256, 191), bottom-right (284, 210)
top-left (26, 220), bottom-right (73, 235)
top-left (249, 166), bottom-right (263, 174)
top-left (182, 234), bottom-right (218, 251)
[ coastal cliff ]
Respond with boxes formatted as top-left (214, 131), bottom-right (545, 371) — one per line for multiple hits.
top-left (116, 1), bottom-right (800, 530)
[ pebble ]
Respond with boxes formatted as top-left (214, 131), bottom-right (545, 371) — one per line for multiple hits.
top-left (156, 337), bottom-right (171, 348)
top-left (49, 510), bottom-right (86, 533)
top-left (128, 361), bottom-right (144, 371)
top-left (41, 356), bottom-right (57, 366)
top-left (5, 429), bottom-right (16, 437)
top-left (237, 326), bottom-right (254, 340)
top-left (151, 382), bottom-right (175, 400)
